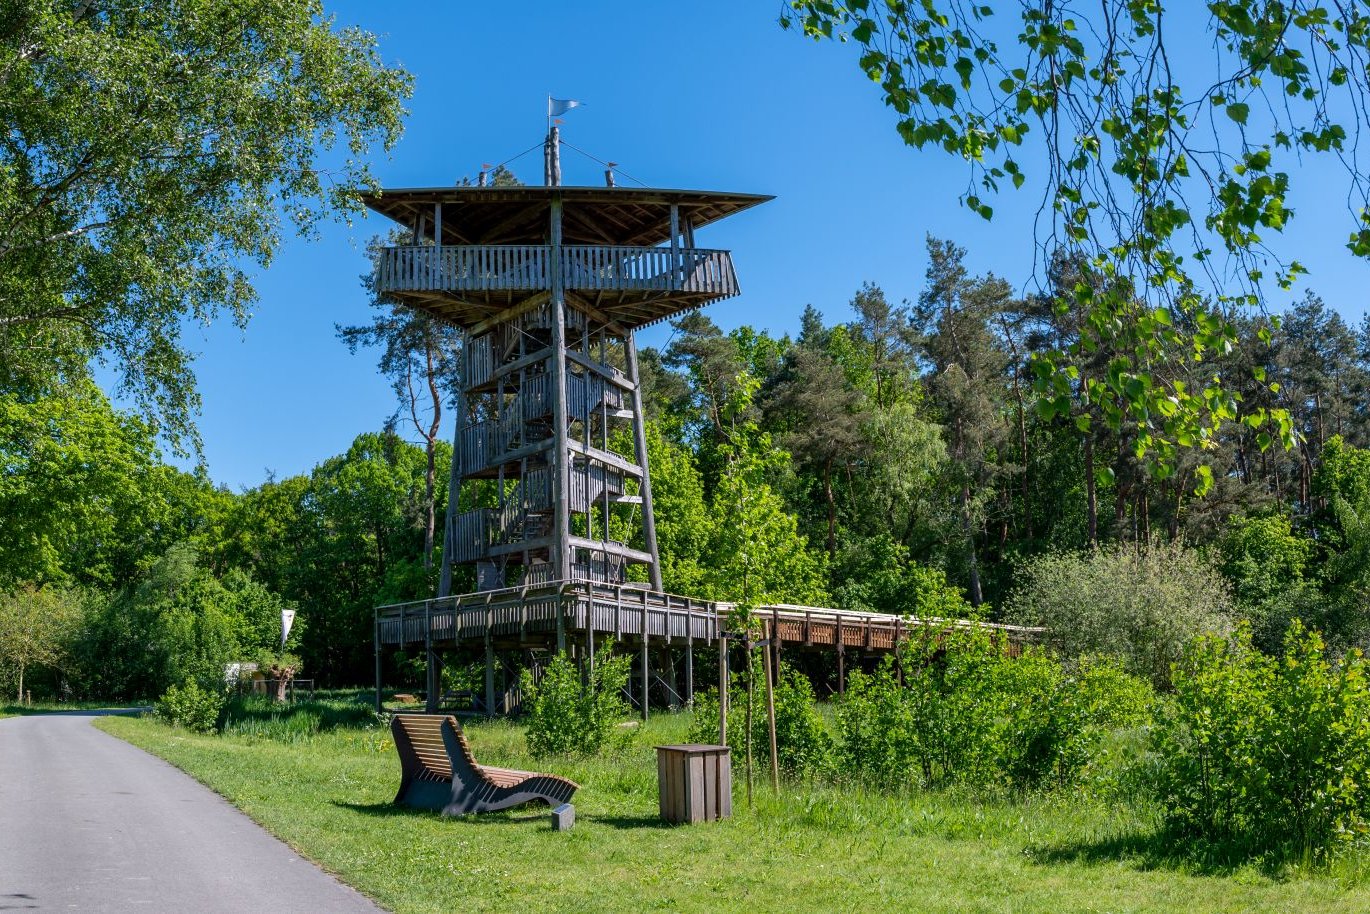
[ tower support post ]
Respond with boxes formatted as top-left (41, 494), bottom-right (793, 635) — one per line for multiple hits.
top-left (484, 632), bottom-right (496, 717)
top-left (625, 334), bottom-right (663, 591)
top-left (437, 341), bottom-right (469, 600)
top-left (549, 193), bottom-right (571, 611)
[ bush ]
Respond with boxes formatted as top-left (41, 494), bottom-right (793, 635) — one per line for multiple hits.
top-left (837, 626), bottom-right (1151, 791)
top-left (1004, 540), bottom-right (1234, 689)
top-left (1151, 620), bottom-right (1370, 861)
top-left (155, 679), bottom-right (225, 733)
top-left (521, 643), bottom-right (632, 757)
top-left (1012, 658), bottom-right (1152, 789)
top-left (687, 660), bottom-right (833, 779)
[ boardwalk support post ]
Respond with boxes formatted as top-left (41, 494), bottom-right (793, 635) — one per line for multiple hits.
top-left (640, 590), bottom-right (650, 722)
top-left (374, 611), bottom-right (383, 714)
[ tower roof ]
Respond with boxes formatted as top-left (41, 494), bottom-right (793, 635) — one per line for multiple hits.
top-left (360, 186), bottom-right (772, 246)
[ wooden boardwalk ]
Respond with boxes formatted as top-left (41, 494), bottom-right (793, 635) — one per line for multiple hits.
top-left (377, 581), bottom-right (1041, 653)
top-left (374, 581), bottom-right (1044, 715)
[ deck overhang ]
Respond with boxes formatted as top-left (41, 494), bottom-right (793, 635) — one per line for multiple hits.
top-left (360, 186), bottom-right (773, 247)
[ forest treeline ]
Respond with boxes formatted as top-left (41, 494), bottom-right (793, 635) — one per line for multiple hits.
top-left (5, 238), bottom-right (1370, 697)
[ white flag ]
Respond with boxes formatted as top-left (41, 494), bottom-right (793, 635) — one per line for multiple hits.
top-left (281, 609), bottom-right (296, 648)
top-left (549, 98), bottom-right (583, 117)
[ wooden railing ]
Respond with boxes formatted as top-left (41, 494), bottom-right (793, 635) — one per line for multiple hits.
top-left (449, 509), bottom-right (496, 563)
top-left (378, 244), bottom-right (548, 292)
top-left (457, 372), bottom-right (630, 473)
top-left (376, 581), bottom-right (1045, 651)
top-left (376, 245), bottom-right (739, 297)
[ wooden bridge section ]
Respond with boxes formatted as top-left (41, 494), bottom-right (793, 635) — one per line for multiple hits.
top-left (374, 580), bottom-right (1044, 715)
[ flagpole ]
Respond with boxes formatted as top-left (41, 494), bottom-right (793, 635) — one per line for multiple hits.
top-left (547, 93), bottom-right (551, 135)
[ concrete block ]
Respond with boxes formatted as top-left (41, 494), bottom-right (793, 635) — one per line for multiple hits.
top-left (551, 802), bottom-right (575, 831)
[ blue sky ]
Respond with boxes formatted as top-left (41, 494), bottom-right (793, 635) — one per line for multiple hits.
top-left (157, 1), bottom-right (1370, 491)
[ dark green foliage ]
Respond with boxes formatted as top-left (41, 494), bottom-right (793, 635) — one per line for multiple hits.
top-left (154, 680), bottom-right (224, 734)
top-left (833, 534), bottom-right (971, 619)
top-left (208, 430), bottom-right (442, 685)
top-left (0, 381), bottom-right (227, 589)
top-left (521, 644), bottom-right (632, 758)
top-left (74, 544), bottom-right (297, 700)
top-left (1152, 621), bottom-right (1370, 861)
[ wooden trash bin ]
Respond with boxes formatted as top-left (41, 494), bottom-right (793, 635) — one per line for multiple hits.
top-left (655, 744), bottom-right (732, 824)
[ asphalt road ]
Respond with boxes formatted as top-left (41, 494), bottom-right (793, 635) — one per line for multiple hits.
top-left (0, 711), bottom-right (386, 913)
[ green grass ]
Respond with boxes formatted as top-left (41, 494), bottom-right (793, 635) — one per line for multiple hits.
top-left (97, 704), bottom-right (1370, 914)
top-left (1, 699), bottom-right (145, 719)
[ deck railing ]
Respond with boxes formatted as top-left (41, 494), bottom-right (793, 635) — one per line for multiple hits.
top-left (375, 581), bottom-right (1045, 652)
top-left (376, 245), bottom-right (738, 297)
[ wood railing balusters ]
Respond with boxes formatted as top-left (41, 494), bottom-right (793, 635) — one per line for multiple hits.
top-left (376, 245), bottom-right (737, 297)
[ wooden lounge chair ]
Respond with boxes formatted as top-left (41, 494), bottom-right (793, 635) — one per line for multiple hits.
top-left (390, 713), bottom-right (579, 815)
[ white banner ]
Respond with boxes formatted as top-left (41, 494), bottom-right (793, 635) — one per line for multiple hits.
top-left (281, 609), bottom-right (296, 648)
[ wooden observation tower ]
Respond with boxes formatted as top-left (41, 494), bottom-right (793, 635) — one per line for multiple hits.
top-left (364, 130), bottom-right (768, 601)
top-left (367, 131), bottom-right (1041, 714)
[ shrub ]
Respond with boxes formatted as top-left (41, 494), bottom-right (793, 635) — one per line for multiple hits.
top-left (833, 658), bottom-right (914, 788)
top-left (155, 679), bottom-right (225, 733)
top-left (687, 661), bottom-right (833, 779)
top-left (837, 626), bottom-right (1151, 791)
top-left (1152, 620), bottom-right (1370, 861)
top-left (521, 643), bottom-right (632, 757)
top-left (1004, 540), bottom-right (1234, 689)
top-left (1015, 658), bottom-right (1153, 789)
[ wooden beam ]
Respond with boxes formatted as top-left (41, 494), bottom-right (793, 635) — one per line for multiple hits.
top-left (477, 202), bottom-right (546, 245)
top-left (564, 292), bottom-right (630, 337)
top-left (566, 348), bottom-right (636, 392)
top-left (566, 439), bottom-right (644, 479)
top-left (549, 192), bottom-right (572, 585)
top-left (468, 291), bottom-right (552, 337)
top-left (566, 536), bottom-right (654, 566)
top-left (562, 206), bottom-right (620, 245)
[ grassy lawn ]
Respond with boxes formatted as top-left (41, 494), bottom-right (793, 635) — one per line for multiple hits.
top-left (98, 706), bottom-right (1370, 914)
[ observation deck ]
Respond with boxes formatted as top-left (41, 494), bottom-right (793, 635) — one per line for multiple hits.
top-left (374, 244), bottom-right (739, 327)
top-left (360, 185), bottom-right (770, 332)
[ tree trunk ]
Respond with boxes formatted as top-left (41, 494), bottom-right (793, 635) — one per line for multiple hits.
top-left (269, 665), bottom-right (295, 702)
top-left (421, 344), bottom-right (442, 571)
top-left (999, 317), bottom-right (1033, 540)
top-left (16, 663), bottom-right (23, 704)
top-left (1084, 433), bottom-right (1098, 548)
top-left (960, 484), bottom-right (983, 606)
top-left (422, 439), bottom-right (436, 571)
top-left (824, 457), bottom-right (837, 558)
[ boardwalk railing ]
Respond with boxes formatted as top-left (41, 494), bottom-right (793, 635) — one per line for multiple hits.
top-left (375, 581), bottom-right (1044, 652)
top-left (377, 245), bottom-right (739, 297)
